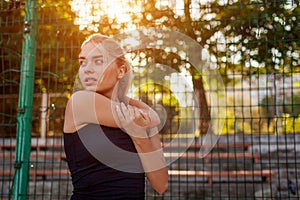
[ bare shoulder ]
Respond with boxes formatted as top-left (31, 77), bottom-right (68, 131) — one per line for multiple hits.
top-left (63, 97), bottom-right (76, 133)
top-left (63, 91), bottom-right (89, 133)
top-left (64, 90), bottom-right (119, 129)
top-left (63, 91), bottom-right (92, 133)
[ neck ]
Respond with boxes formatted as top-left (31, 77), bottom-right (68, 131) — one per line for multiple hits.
top-left (97, 90), bottom-right (112, 99)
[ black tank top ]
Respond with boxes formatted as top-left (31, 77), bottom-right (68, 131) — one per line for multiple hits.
top-left (63, 124), bottom-right (145, 200)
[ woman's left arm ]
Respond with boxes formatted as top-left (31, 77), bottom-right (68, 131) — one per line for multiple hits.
top-left (127, 98), bottom-right (161, 128)
top-left (132, 129), bottom-right (169, 194)
top-left (116, 104), bottom-right (168, 194)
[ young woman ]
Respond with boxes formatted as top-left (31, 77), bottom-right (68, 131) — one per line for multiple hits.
top-left (63, 34), bottom-right (168, 199)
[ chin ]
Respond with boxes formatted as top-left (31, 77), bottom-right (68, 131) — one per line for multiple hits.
top-left (83, 86), bottom-right (97, 92)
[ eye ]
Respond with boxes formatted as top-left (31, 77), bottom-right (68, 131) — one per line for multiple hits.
top-left (95, 59), bottom-right (104, 65)
top-left (79, 60), bottom-right (87, 66)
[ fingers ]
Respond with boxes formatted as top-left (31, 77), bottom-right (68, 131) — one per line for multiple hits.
top-left (115, 104), bottom-right (125, 123)
top-left (120, 102), bottom-right (129, 119)
top-left (127, 104), bottom-right (143, 121)
top-left (133, 107), bottom-right (142, 119)
top-left (116, 103), bottom-right (151, 127)
top-left (117, 103), bottom-right (135, 123)
top-left (127, 105), bottom-right (135, 120)
top-left (139, 109), bottom-right (148, 120)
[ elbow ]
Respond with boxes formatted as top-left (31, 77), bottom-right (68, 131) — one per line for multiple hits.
top-left (156, 182), bottom-right (168, 195)
top-left (153, 117), bottom-right (161, 127)
top-left (149, 113), bottom-right (161, 128)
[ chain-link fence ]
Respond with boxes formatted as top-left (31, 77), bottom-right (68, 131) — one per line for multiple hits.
top-left (1, 0), bottom-right (299, 199)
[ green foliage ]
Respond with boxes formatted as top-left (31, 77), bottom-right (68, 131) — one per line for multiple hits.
top-left (260, 92), bottom-right (300, 117)
top-left (35, 0), bottom-right (85, 94)
top-left (221, 108), bottom-right (236, 134)
top-left (138, 82), bottom-right (180, 134)
top-left (0, 1), bottom-right (23, 137)
top-left (283, 93), bottom-right (300, 117)
top-left (208, 0), bottom-right (300, 73)
top-left (282, 114), bottom-right (300, 133)
top-left (221, 99), bottom-right (300, 135)
top-left (1, 0), bottom-right (300, 136)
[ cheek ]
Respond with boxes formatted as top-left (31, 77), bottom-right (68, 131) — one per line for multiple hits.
top-left (95, 68), bottom-right (105, 79)
top-left (102, 67), bottom-right (117, 80)
top-left (78, 68), bottom-right (84, 82)
top-left (98, 70), bottom-right (117, 87)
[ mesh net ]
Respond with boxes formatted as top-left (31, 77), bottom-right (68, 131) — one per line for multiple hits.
top-left (1, 0), bottom-right (299, 199)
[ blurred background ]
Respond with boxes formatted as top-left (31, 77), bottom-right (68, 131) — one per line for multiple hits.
top-left (0, 0), bottom-right (299, 199)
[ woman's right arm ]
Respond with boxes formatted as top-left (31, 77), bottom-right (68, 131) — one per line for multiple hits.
top-left (63, 90), bottom-right (119, 133)
top-left (63, 90), bottom-right (160, 132)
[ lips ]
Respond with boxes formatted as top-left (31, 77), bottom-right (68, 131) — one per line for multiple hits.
top-left (84, 77), bottom-right (97, 86)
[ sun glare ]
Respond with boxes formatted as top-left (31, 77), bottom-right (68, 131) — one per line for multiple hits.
top-left (70, 0), bottom-right (142, 31)
top-left (70, 0), bottom-right (207, 32)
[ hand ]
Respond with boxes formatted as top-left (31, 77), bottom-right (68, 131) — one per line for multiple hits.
top-left (115, 103), bottom-right (149, 138)
top-left (132, 107), bottom-right (152, 128)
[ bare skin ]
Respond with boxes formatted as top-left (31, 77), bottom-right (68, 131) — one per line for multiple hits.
top-left (63, 40), bottom-right (168, 194)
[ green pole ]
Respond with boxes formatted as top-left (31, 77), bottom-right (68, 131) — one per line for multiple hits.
top-left (12, 0), bottom-right (37, 199)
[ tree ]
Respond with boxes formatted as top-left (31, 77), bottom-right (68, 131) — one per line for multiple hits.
top-left (0, 0), bottom-right (83, 137)
top-left (72, 0), bottom-right (213, 135)
top-left (206, 0), bottom-right (300, 73)
top-left (137, 0), bottom-right (300, 134)
top-left (2, 0), bottom-right (299, 136)
top-left (0, 1), bottom-right (24, 136)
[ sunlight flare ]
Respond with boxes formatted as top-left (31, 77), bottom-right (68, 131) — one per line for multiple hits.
top-left (70, 0), bottom-right (142, 31)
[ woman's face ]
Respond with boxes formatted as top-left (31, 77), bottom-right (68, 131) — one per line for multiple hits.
top-left (78, 42), bottom-right (122, 97)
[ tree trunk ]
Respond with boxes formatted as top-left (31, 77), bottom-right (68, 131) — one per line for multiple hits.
top-left (184, 0), bottom-right (210, 135)
top-left (192, 76), bottom-right (210, 135)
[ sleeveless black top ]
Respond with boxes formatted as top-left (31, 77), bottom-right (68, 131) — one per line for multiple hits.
top-left (63, 124), bottom-right (145, 200)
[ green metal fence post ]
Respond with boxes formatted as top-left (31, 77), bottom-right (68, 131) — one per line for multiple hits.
top-left (12, 0), bottom-right (38, 199)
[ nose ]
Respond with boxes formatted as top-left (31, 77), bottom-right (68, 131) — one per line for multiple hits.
top-left (84, 65), bottom-right (94, 74)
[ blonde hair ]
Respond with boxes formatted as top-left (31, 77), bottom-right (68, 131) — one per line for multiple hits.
top-left (74, 33), bottom-right (133, 103)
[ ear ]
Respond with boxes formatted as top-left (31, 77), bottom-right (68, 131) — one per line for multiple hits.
top-left (117, 65), bottom-right (126, 79)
